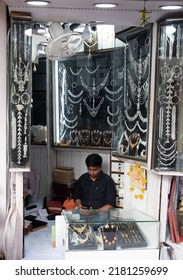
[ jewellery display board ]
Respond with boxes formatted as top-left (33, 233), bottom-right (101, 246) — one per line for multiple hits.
top-left (115, 26), bottom-right (152, 161)
top-left (52, 25), bottom-right (151, 163)
top-left (9, 12), bottom-right (32, 169)
top-left (52, 48), bottom-right (124, 149)
top-left (56, 208), bottom-right (159, 257)
top-left (153, 18), bottom-right (183, 172)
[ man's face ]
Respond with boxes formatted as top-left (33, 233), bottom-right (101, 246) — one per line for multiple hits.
top-left (87, 166), bottom-right (102, 179)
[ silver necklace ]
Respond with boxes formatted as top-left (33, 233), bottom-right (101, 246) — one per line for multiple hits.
top-left (104, 86), bottom-right (123, 95)
top-left (125, 120), bottom-right (147, 134)
top-left (83, 97), bottom-right (104, 118)
top-left (68, 89), bottom-right (83, 99)
top-left (107, 106), bottom-right (119, 116)
top-left (85, 65), bottom-right (99, 74)
top-left (69, 67), bottom-right (82, 76)
top-left (107, 116), bottom-right (120, 127)
top-left (80, 72), bottom-right (109, 98)
top-left (106, 93), bottom-right (123, 102)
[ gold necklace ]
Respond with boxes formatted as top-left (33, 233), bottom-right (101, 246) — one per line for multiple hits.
top-left (72, 224), bottom-right (86, 234)
top-left (102, 223), bottom-right (117, 246)
top-left (102, 233), bottom-right (117, 245)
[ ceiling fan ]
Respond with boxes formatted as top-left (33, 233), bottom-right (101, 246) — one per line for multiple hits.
top-left (46, 22), bottom-right (83, 61)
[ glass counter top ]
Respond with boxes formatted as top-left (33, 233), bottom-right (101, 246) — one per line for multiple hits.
top-left (62, 208), bottom-right (158, 224)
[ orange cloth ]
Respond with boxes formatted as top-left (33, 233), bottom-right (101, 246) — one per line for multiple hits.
top-left (63, 198), bottom-right (76, 210)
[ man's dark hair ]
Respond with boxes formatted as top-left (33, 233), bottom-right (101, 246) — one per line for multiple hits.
top-left (85, 153), bottom-right (102, 167)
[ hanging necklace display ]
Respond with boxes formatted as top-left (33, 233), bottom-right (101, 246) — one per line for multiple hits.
top-left (80, 61), bottom-right (109, 118)
top-left (117, 29), bottom-right (150, 159)
top-left (57, 48), bottom-right (124, 148)
top-left (155, 62), bottom-right (182, 168)
top-left (9, 15), bottom-right (32, 168)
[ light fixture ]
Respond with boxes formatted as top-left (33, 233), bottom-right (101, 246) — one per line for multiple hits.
top-left (94, 3), bottom-right (118, 8)
top-left (25, 0), bottom-right (50, 6)
top-left (160, 5), bottom-right (183, 10)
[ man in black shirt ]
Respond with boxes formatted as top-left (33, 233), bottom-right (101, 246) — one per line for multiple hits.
top-left (74, 153), bottom-right (116, 212)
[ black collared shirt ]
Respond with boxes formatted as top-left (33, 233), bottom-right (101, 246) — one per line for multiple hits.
top-left (74, 171), bottom-right (116, 209)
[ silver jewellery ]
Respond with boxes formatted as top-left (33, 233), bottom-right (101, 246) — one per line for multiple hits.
top-left (125, 109), bottom-right (147, 123)
top-left (106, 93), bottom-right (123, 102)
top-left (124, 121), bottom-right (147, 134)
top-left (11, 112), bottom-right (17, 150)
top-left (80, 72), bottom-right (109, 98)
top-left (117, 67), bottom-right (125, 79)
top-left (21, 91), bottom-right (30, 105)
top-left (64, 114), bottom-right (78, 123)
top-left (107, 106), bottom-right (119, 116)
top-left (85, 65), bottom-right (99, 74)
top-left (63, 120), bottom-right (78, 129)
top-left (129, 48), bottom-right (149, 79)
top-left (23, 136), bottom-right (28, 158)
top-left (83, 38), bottom-right (98, 59)
top-left (68, 96), bottom-right (83, 104)
top-left (83, 97), bottom-right (104, 118)
top-left (80, 72), bottom-right (109, 118)
top-left (10, 17), bottom-right (32, 167)
top-left (11, 88), bottom-right (20, 105)
top-left (107, 116), bottom-right (120, 127)
top-left (68, 89), bottom-right (83, 99)
top-left (63, 114), bottom-right (78, 129)
top-left (12, 58), bottom-right (29, 92)
top-left (104, 85), bottom-right (123, 95)
top-left (69, 67), bottom-right (82, 76)
top-left (24, 108), bottom-right (28, 135)
top-left (71, 82), bottom-right (77, 88)
top-left (16, 104), bottom-right (24, 165)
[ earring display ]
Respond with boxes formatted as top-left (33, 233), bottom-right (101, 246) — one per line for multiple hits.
top-left (117, 222), bottom-right (147, 248)
top-left (9, 14), bottom-right (32, 168)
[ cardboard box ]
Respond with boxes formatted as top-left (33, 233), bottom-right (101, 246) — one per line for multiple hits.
top-left (53, 167), bottom-right (75, 184)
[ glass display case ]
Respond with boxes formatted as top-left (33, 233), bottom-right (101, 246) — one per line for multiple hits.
top-left (153, 17), bottom-right (183, 173)
top-left (51, 25), bottom-right (152, 164)
top-left (55, 208), bottom-right (159, 260)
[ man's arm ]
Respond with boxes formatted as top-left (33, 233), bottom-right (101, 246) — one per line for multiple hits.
top-left (97, 204), bottom-right (113, 212)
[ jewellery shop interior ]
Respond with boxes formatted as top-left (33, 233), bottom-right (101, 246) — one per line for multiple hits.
top-left (2, 0), bottom-right (183, 260)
